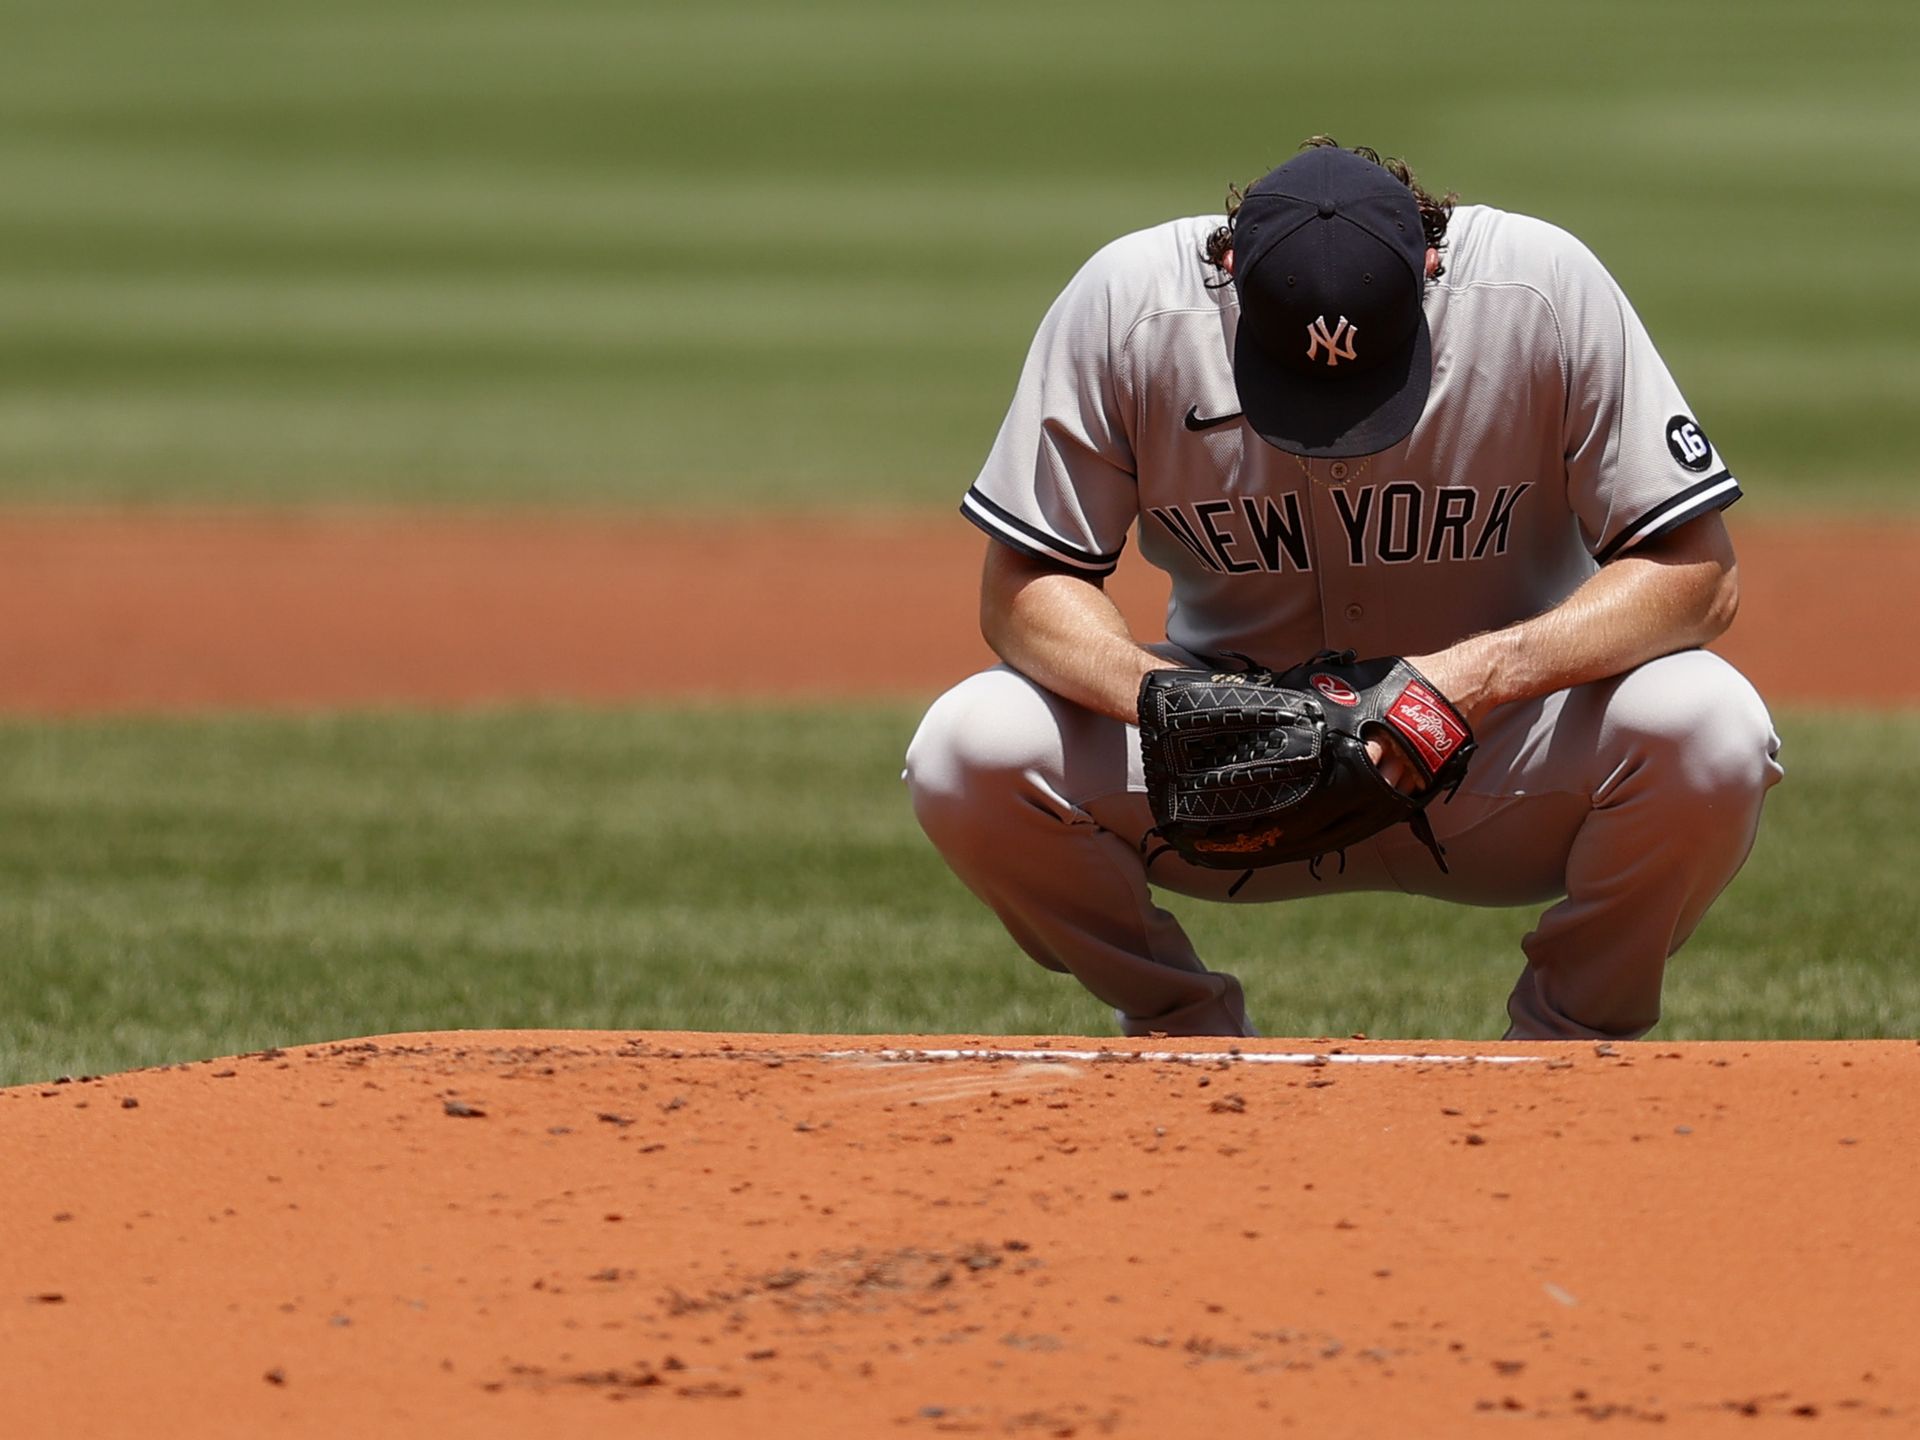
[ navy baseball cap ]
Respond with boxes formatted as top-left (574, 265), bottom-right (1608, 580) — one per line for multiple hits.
top-left (1230, 147), bottom-right (1433, 458)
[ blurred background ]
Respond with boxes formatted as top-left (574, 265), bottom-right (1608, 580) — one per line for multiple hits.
top-left (4, 0), bottom-right (1918, 1080)
top-left (4, 0), bottom-right (1916, 511)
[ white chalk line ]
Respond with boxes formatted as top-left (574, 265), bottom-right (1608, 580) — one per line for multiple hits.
top-left (821, 1047), bottom-right (1537, 1067)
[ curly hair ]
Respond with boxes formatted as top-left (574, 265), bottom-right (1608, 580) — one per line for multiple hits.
top-left (1201, 135), bottom-right (1457, 283)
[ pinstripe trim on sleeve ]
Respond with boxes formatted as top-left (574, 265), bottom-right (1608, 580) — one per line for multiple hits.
top-left (960, 487), bottom-right (1125, 575)
top-left (1595, 471), bottom-right (1741, 563)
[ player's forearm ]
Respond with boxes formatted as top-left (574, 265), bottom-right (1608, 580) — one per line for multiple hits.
top-left (1411, 514), bottom-right (1739, 723)
top-left (980, 544), bottom-right (1175, 724)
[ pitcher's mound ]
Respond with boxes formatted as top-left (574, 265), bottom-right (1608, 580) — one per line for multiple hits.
top-left (4, 1031), bottom-right (1913, 1437)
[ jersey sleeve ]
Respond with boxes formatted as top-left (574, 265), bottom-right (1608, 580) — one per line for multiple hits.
top-left (961, 237), bottom-right (1144, 577)
top-left (1547, 225), bottom-right (1741, 561)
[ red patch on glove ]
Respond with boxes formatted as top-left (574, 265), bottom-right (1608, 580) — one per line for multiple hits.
top-left (1310, 672), bottom-right (1360, 707)
top-left (1385, 681), bottom-right (1469, 775)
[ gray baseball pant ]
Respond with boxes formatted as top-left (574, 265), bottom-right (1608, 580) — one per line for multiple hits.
top-left (904, 648), bottom-right (1783, 1041)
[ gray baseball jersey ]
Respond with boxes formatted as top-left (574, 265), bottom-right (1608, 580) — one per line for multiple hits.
top-left (960, 204), bottom-right (1739, 664)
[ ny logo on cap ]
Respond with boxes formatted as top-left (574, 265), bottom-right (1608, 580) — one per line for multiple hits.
top-left (1305, 315), bottom-right (1359, 367)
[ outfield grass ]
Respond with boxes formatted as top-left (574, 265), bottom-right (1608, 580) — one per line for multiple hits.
top-left (1, 705), bottom-right (1908, 1086)
top-left (2, 0), bottom-right (1916, 508)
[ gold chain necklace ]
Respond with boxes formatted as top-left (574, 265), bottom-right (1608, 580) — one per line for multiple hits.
top-left (1291, 454), bottom-right (1371, 486)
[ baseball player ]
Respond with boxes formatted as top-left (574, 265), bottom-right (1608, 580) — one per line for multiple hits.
top-left (905, 138), bottom-right (1783, 1041)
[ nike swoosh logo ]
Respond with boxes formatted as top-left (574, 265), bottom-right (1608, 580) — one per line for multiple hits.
top-left (1183, 405), bottom-right (1243, 432)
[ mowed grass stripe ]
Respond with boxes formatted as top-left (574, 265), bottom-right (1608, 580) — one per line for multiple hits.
top-left (0, 0), bottom-right (1916, 505)
top-left (0, 706), bottom-right (1909, 1086)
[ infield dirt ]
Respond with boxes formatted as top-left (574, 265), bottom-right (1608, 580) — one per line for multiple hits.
top-left (0, 509), bottom-right (1913, 710)
top-left (4, 1032), bottom-right (1917, 1437)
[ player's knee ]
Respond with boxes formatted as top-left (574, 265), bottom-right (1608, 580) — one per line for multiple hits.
top-left (1607, 651), bottom-right (1780, 807)
top-left (903, 668), bottom-right (1068, 841)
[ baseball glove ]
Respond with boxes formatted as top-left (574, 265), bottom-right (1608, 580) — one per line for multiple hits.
top-left (1136, 649), bottom-right (1476, 891)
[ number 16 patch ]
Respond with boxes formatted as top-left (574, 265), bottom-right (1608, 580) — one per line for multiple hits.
top-left (1665, 415), bottom-right (1714, 472)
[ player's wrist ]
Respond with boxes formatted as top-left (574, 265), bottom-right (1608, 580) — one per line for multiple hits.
top-left (1406, 637), bottom-right (1506, 723)
top-left (1124, 653), bottom-right (1184, 725)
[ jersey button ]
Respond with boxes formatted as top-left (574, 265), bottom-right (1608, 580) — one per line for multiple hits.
top-left (1344, 603), bottom-right (1365, 622)
top-left (1329, 461), bottom-right (1349, 481)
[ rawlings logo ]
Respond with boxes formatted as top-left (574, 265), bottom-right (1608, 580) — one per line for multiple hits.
top-left (1398, 701), bottom-right (1456, 750)
top-left (1199, 825), bottom-right (1289, 854)
top-left (1305, 314), bottom-right (1358, 367)
top-left (1310, 673), bottom-right (1360, 707)
top-left (1386, 681), bottom-right (1468, 773)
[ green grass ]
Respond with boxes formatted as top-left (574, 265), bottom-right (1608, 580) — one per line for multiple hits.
top-left (0, 705), bottom-right (1910, 1086)
top-left (1, 0), bottom-right (1916, 508)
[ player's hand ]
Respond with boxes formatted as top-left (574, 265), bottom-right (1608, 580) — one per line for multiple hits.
top-left (1365, 732), bottom-right (1421, 794)
top-left (1369, 645), bottom-right (1487, 793)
